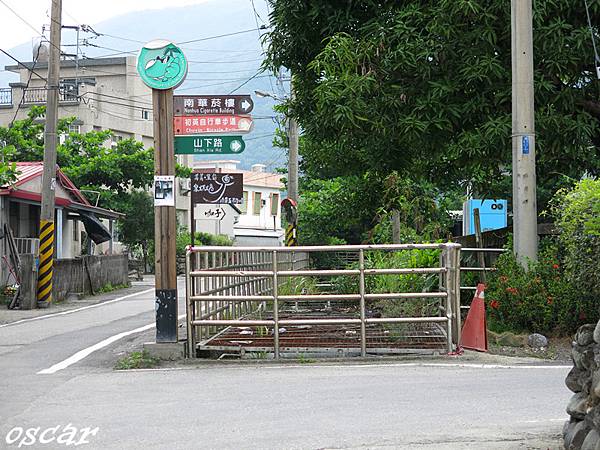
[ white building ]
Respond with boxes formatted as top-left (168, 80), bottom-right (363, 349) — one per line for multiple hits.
top-left (0, 51), bottom-right (192, 226)
top-left (192, 160), bottom-right (285, 246)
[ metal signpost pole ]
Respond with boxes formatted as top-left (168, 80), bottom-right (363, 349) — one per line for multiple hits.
top-left (37, 0), bottom-right (62, 307)
top-left (138, 40), bottom-right (188, 343)
top-left (511, 0), bottom-right (538, 265)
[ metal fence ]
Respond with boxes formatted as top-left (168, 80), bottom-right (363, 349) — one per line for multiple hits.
top-left (186, 243), bottom-right (462, 358)
top-left (459, 247), bottom-right (506, 310)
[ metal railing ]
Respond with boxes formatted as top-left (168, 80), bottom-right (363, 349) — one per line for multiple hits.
top-left (186, 243), bottom-right (462, 358)
top-left (0, 88), bottom-right (12, 105)
top-left (459, 247), bottom-right (506, 310)
top-left (13, 238), bottom-right (40, 255)
top-left (22, 86), bottom-right (79, 104)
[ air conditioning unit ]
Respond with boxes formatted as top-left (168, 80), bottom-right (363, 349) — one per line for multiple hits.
top-left (179, 178), bottom-right (191, 195)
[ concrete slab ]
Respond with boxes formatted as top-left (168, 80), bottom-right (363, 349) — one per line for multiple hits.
top-left (143, 341), bottom-right (186, 360)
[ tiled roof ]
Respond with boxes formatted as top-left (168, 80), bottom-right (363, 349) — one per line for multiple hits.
top-left (1, 162), bottom-right (90, 205)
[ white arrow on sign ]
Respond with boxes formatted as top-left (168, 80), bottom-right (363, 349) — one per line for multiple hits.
top-left (230, 140), bottom-right (243, 153)
top-left (241, 99), bottom-right (251, 112)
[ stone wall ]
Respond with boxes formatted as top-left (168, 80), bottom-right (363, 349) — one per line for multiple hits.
top-left (53, 254), bottom-right (129, 302)
top-left (563, 321), bottom-right (600, 450)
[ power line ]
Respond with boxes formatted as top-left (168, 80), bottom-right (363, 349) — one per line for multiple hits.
top-left (87, 91), bottom-right (152, 107)
top-left (87, 27), bottom-right (269, 59)
top-left (177, 27), bottom-right (268, 45)
top-left (228, 70), bottom-right (264, 94)
top-left (0, 0), bottom-right (42, 36)
top-left (0, 48), bottom-right (47, 81)
top-left (9, 44), bottom-right (42, 127)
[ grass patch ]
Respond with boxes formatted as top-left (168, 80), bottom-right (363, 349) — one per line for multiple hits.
top-left (298, 354), bottom-right (316, 364)
top-left (114, 350), bottom-right (160, 370)
top-left (97, 283), bottom-right (130, 294)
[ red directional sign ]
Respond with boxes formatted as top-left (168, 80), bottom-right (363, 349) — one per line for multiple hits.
top-left (173, 115), bottom-right (253, 135)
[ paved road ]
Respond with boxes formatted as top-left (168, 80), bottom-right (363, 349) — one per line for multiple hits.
top-left (0, 281), bottom-right (571, 449)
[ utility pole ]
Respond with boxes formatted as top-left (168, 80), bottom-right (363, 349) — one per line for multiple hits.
top-left (287, 80), bottom-right (299, 205)
top-left (37, 0), bottom-right (62, 306)
top-left (511, 0), bottom-right (538, 265)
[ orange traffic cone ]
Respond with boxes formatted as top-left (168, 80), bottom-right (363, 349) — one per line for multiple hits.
top-left (460, 283), bottom-right (488, 352)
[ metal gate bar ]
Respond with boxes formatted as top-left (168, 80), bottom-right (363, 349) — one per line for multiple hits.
top-left (186, 244), bottom-right (461, 358)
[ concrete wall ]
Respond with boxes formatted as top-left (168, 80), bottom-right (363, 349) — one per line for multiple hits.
top-left (53, 254), bottom-right (129, 302)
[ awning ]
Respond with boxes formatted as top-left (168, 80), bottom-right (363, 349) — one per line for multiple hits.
top-left (78, 211), bottom-right (112, 244)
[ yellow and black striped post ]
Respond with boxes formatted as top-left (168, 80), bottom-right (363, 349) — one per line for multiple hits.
top-left (285, 223), bottom-right (297, 247)
top-left (37, 220), bottom-right (55, 305)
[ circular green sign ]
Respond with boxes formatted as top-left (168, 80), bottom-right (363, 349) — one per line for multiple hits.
top-left (137, 40), bottom-right (188, 90)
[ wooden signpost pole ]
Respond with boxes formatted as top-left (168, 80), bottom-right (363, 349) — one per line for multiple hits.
top-left (153, 88), bottom-right (178, 342)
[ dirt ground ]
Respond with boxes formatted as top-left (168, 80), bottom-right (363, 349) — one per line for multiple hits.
top-left (488, 336), bottom-right (573, 363)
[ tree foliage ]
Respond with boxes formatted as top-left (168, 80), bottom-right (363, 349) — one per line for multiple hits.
top-left (266, 0), bottom-right (600, 202)
top-left (0, 107), bottom-right (190, 252)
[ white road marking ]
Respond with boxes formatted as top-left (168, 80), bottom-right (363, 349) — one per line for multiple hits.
top-left (0, 288), bottom-right (154, 328)
top-left (37, 313), bottom-right (186, 375)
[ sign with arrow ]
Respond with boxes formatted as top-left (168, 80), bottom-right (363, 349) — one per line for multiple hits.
top-left (173, 95), bottom-right (254, 116)
top-left (174, 115), bottom-right (253, 135)
top-left (174, 135), bottom-right (245, 155)
top-left (191, 172), bottom-right (243, 205)
top-left (203, 207), bottom-right (227, 221)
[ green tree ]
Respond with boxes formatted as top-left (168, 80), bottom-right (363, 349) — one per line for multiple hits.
top-left (0, 147), bottom-right (18, 186)
top-left (115, 190), bottom-right (154, 270)
top-left (0, 107), bottom-right (190, 255)
top-left (266, 0), bottom-right (600, 205)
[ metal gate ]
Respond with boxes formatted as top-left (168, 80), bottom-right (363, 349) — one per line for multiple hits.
top-left (185, 244), bottom-right (462, 358)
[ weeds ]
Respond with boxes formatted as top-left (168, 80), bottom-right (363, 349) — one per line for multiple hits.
top-left (114, 350), bottom-right (160, 370)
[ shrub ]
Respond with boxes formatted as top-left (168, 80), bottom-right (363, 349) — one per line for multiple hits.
top-left (551, 178), bottom-right (600, 303)
top-left (486, 239), bottom-right (599, 335)
top-left (175, 231), bottom-right (232, 259)
top-left (487, 180), bottom-right (600, 336)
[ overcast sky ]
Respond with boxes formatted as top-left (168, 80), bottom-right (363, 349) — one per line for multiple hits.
top-left (0, 0), bottom-right (211, 50)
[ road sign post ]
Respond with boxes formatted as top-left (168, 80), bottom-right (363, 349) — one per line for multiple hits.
top-left (138, 40), bottom-right (187, 343)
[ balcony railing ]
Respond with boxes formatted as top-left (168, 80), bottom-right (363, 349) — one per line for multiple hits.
top-left (22, 86), bottom-right (79, 104)
top-left (0, 88), bottom-right (12, 105)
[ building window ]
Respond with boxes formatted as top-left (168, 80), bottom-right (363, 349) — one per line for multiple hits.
top-left (68, 123), bottom-right (80, 134)
top-left (110, 134), bottom-right (123, 148)
top-left (270, 193), bottom-right (279, 216)
top-left (252, 192), bottom-right (261, 215)
top-left (240, 191), bottom-right (248, 214)
top-left (73, 221), bottom-right (79, 242)
top-left (141, 109), bottom-right (150, 120)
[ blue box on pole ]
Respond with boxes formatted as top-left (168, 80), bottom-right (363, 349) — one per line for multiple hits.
top-left (462, 199), bottom-right (508, 235)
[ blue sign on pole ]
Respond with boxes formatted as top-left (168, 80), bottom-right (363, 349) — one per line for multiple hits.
top-left (522, 136), bottom-right (529, 155)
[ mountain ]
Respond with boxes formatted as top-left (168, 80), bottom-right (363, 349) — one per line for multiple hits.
top-left (0, 0), bottom-right (288, 171)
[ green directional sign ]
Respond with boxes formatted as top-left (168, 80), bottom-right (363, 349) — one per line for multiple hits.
top-left (137, 40), bottom-right (188, 90)
top-left (174, 135), bottom-right (245, 155)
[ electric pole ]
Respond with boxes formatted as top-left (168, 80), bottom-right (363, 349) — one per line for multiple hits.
top-left (287, 80), bottom-right (299, 205)
top-left (511, 0), bottom-right (538, 265)
top-left (37, 0), bottom-right (62, 306)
